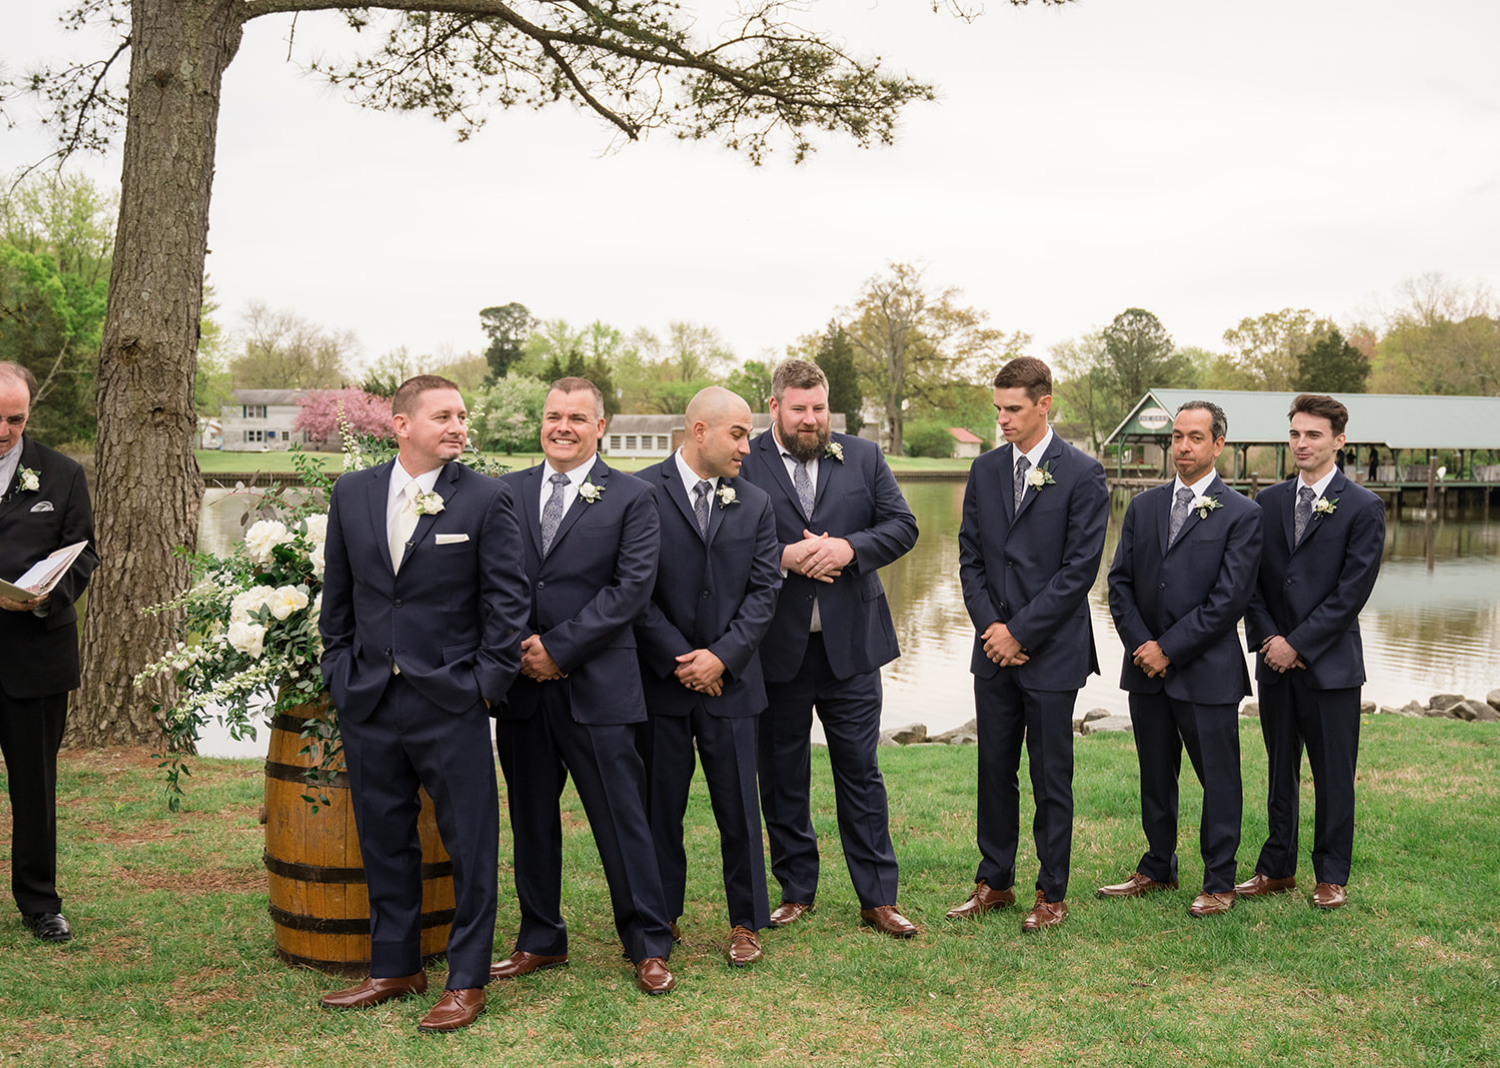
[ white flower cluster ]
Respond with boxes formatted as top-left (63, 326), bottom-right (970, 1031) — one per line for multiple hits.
top-left (244, 520), bottom-right (294, 566)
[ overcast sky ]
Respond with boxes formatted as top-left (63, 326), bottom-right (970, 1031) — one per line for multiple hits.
top-left (4, 0), bottom-right (1498, 373)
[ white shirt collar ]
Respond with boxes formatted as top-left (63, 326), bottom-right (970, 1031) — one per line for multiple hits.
top-left (542, 454), bottom-right (598, 489)
top-left (1011, 428), bottom-right (1054, 475)
top-left (389, 459), bottom-right (442, 503)
top-left (772, 426), bottom-right (818, 482)
top-left (1172, 469), bottom-right (1218, 499)
top-left (0, 435), bottom-right (22, 493)
top-left (1298, 466), bottom-right (1338, 500)
top-left (673, 449), bottom-right (717, 498)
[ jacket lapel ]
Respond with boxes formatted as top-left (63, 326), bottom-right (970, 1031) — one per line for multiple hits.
top-left (403, 461), bottom-right (462, 567)
top-left (756, 430), bottom-right (803, 517)
top-left (365, 460), bottom-right (397, 573)
top-left (520, 464), bottom-right (544, 557)
top-left (660, 461), bottom-right (703, 540)
top-left (547, 456), bottom-right (604, 554)
top-left (998, 444), bottom-right (1016, 524)
top-left (1166, 475), bottom-right (1221, 554)
top-left (1157, 482), bottom-right (1174, 558)
top-left (0, 438), bottom-right (36, 520)
top-left (705, 477), bottom-right (731, 545)
top-left (812, 438), bottom-right (837, 517)
top-left (1295, 470), bottom-right (1345, 552)
top-left (1013, 436), bottom-right (1062, 523)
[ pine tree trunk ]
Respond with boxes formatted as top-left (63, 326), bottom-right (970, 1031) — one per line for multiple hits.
top-left (70, 0), bottom-right (242, 747)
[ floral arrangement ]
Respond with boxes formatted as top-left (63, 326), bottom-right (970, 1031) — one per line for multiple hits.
top-left (1191, 495), bottom-right (1222, 519)
top-left (1026, 462), bottom-right (1056, 490)
top-left (715, 484), bottom-right (738, 508)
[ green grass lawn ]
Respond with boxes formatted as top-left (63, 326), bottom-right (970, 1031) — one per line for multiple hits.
top-left (2, 718), bottom-right (1495, 1066)
top-left (193, 450), bottom-right (975, 476)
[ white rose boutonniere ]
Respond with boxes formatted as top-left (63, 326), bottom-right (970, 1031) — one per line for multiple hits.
top-left (1026, 462), bottom-right (1056, 490)
top-left (413, 490), bottom-right (445, 516)
top-left (1191, 495), bottom-right (1222, 519)
top-left (579, 480), bottom-right (604, 504)
top-left (1313, 496), bottom-right (1338, 519)
top-left (825, 441), bottom-right (844, 463)
top-left (716, 485), bottom-right (738, 508)
top-left (18, 466), bottom-right (40, 493)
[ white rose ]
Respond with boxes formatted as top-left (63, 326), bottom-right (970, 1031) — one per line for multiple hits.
top-left (302, 514), bottom-right (329, 544)
top-left (1027, 468), bottom-right (1047, 489)
top-left (244, 520), bottom-right (293, 565)
top-left (266, 585), bottom-right (309, 621)
top-left (311, 591), bottom-right (323, 621)
top-left (309, 542), bottom-right (326, 580)
top-left (229, 585), bottom-right (277, 624)
top-left (226, 620), bottom-right (267, 658)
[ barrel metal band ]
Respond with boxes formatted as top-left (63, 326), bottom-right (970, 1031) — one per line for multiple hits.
top-left (270, 713), bottom-right (323, 733)
top-left (263, 851), bottom-right (454, 884)
top-left (268, 904), bottom-right (456, 934)
top-left (264, 759), bottom-right (351, 790)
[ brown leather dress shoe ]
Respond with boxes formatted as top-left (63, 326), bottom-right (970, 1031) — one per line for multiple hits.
top-left (1234, 873), bottom-right (1296, 896)
top-left (1097, 871), bottom-right (1178, 898)
top-left (1311, 882), bottom-right (1347, 909)
top-left (859, 905), bottom-right (919, 938)
top-left (768, 901), bottom-right (814, 928)
top-left (1021, 890), bottom-right (1068, 932)
top-left (417, 988), bottom-right (486, 1033)
top-left (635, 957), bottom-right (676, 995)
top-left (490, 950), bottom-right (568, 980)
top-left (726, 925), bottom-right (763, 967)
top-left (945, 879), bottom-right (1017, 919)
top-left (319, 971), bottom-right (428, 1009)
top-left (1188, 891), bottom-right (1236, 917)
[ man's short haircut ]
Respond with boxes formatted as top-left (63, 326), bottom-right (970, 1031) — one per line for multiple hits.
top-left (771, 358), bottom-right (829, 402)
top-left (1177, 400), bottom-right (1228, 442)
top-left (391, 374), bottom-right (461, 417)
top-left (0, 360), bottom-right (38, 401)
top-left (1289, 393), bottom-right (1349, 436)
top-left (992, 356), bottom-right (1052, 403)
top-left (549, 376), bottom-right (605, 420)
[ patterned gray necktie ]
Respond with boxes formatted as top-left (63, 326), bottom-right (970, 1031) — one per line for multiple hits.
top-left (693, 480), bottom-right (712, 536)
top-left (794, 460), bottom-right (815, 519)
top-left (1167, 486), bottom-right (1195, 547)
top-left (540, 471), bottom-right (569, 558)
top-left (1014, 454), bottom-right (1030, 510)
top-left (1294, 484), bottom-right (1316, 546)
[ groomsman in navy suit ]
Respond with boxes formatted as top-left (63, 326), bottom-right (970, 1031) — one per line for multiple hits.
top-left (1100, 401), bottom-right (1262, 917)
top-left (635, 387), bottom-right (782, 967)
top-left (738, 359), bottom-right (920, 938)
top-left (318, 375), bottom-right (530, 1032)
top-left (1241, 394), bottom-right (1385, 910)
top-left (492, 377), bottom-right (679, 994)
top-left (950, 357), bottom-right (1108, 931)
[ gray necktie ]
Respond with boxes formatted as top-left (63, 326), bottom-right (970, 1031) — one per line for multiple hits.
top-left (1294, 484), bottom-right (1316, 546)
top-left (794, 460), bottom-right (815, 519)
top-left (693, 479), bottom-right (712, 536)
top-left (541, 472), bottom-right (569, 558)
top-left (1167, 486), bottom-right (1195, 547)
top-left (1014, 455), bottom-right (1030, 510)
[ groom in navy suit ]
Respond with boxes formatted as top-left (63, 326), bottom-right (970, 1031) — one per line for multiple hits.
top-left (492, 377), bottom-right (678, 995)
top-left (1100, 401), bottom-right (1262, 917)
top-left (635, 387), bottom-right (781, 967)
top-left (318, 375), bottom-right (530, 1032)
top-left (738, 358), bottom-right (920, 938)
top-left (1241, 394), bottom-right (1385, 910)
top-left (950, 356), bottom-right (1108, 931)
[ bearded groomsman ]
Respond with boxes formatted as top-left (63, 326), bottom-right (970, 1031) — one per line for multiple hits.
top-left (1240, 394), bottom-right (1385, 910)
top-left (948, 356), bottom-right (1108, 932)
top-left (635, 387), bottom-right (781, 967)
top-left (738, 358), bottom-right (920, 938)
top-left (1099, 401), bottom-right (1262, 917)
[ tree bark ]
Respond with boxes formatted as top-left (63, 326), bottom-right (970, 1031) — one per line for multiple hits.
top-left (70, 0), bottom-right (242, 747)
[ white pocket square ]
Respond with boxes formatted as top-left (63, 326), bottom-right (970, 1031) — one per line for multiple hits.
top-left (434, 533), bottom-right (469, 545)
top-left (30, 501), bottom-right (54, 513)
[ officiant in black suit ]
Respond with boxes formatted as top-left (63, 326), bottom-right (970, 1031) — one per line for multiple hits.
top-left (0, 361), bottom-right (99, 944)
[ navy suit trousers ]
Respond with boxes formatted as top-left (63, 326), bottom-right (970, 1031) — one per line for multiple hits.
top-left (0, 689), bottom-right (67, 915)
top-left (339, 676), bottom-right (498, 989)
top-left (758, 634), bottom-right (899, 910)
top-left (1127, 692), bottom-right (1242, 893)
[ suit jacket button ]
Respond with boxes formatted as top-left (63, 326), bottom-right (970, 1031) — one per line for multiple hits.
top-left (537, 580), bottom-right (545, 589)
top-left (1284, 578), bottom-right (1293, 587)
top-left (701, 590), bottom-right (710, 598)
top-left (1158, 582), bottom-right (1166, 590)
top-left (394, 599), bottom-right (402, 608)
top-left (384, 647), bottom-right (391, 656)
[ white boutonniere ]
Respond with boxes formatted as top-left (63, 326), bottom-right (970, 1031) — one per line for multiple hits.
top-left (18, 466), bottom-right (40, 493)
top-left (1191, 495), bottom-right (1222, 519)
top-left (824, 441), bottom-right (844, 463)
top-left (579, 480), bottom-right (604, 504)
top-left (716, 485), bottom-right (738, 508)
top-left (1313, 496), bottom-right (1338, 519)
top-left (1026, 462), bottom-right (1056, 490)
top-left (413, 491), bottom-right (445, 516)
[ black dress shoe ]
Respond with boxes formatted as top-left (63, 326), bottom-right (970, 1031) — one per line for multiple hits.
top-left (23, 913), bottom-right (72, 942)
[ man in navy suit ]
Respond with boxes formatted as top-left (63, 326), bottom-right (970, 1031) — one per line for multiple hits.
top-left (1100, 401), bottom-right (1263, 917)
top-left (635, 387), bottom-right (781, 967)
top-left (492, 377), bottom-right (678, 994)
top-left (1240, 394), bottom-right (1385, 910)
top-left (0, 362), bottom-right (98, 944)
top-left (318, 375), bottom-right (530, 1032)
top-left (738, 359), bottom-right (920, 938)
top-left (950, 356), bottom-right (1108, 931)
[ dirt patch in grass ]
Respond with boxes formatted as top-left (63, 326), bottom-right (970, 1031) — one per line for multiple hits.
top-left (1408, 934), bottom-right (1495, 969)
top-left (1359, 763), bottom-right (1495, 799)
top-left (112, 863), bottom-right (266, 895)
top-left (166, 967), bottom-right (249, 1010)
top-left (89, 931), bottom-right (152, 965)
top-left (77, 821), bottom-right (181, 844)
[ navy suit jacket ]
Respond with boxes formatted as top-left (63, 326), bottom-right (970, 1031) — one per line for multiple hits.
top-left (498, 457), bottom-right (660, 726)
top-left (738, 431), bottom-right (918, 683)
top-left (1108, 475), bottom-right (1262, 704)
top-left (318, 458), bottom-right (530, 722)
top-left (1244, 471), bottom-right (1386, 690)
top-left (634, 459), bottom-right (782, 719)
top-left (0, 437), bottom-right (99, 699)
top-left (958, 435), bottom-right (1109, 691)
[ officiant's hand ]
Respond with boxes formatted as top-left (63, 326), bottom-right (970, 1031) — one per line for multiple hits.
top-left (0, 592), bottom-right (45, 612)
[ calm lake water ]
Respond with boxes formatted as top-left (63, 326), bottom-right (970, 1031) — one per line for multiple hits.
top-left (196, 481), bottom-right (1500, 754)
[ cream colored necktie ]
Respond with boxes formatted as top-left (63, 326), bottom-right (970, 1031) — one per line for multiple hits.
top-left (390, 481), bottom-right (420, 573)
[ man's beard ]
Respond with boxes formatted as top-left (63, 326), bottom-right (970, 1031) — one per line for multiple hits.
top-left (778, 418), bottom-right (830, 463)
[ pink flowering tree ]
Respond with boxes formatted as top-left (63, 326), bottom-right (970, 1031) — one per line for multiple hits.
top-left (295, 389), bottom-right (394, 444)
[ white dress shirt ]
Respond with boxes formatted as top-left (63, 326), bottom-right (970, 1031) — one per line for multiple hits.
top-left (673, 449), bottom-right (718, 498)
top-left (387, 460), bottom-right (442, 539)
top-left (1010, 427), bottom-right (1055, 490)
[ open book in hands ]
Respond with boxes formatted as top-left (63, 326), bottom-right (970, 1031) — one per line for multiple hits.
top-left (0, 541), bottom-right (90, 601)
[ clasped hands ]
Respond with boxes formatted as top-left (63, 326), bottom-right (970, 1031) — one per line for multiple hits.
top-left (520, 634), bottom-right (565, 681)
top-left (782, 529), bottom-right (853, 584)
top-left (674, 648), bottom-right (725, 697)
top-left (981, 622), bottom-right (1029, 667)
top-left (1132, 640), bottom-right (1170, 678)
top-left (1259, 635), bottom-right (1307, 674)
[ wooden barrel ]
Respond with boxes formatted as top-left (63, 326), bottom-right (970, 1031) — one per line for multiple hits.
top-left (263, 697), bottom-right (456, 973)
